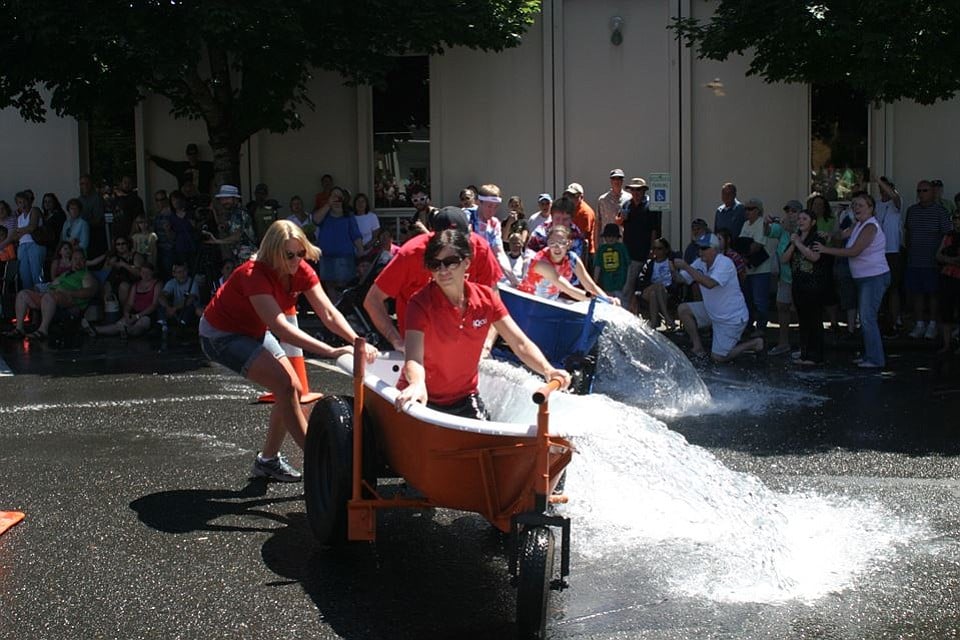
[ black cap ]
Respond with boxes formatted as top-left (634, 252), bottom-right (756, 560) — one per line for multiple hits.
top-left (430, 206), bottom-right (470, 233)
top-left (601, 223), bottom-right (621, 238)
top-left (185, 143), bottom-right (199, 155)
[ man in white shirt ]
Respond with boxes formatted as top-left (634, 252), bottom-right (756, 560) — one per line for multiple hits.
top-left (674, 240), bottom-right (763, 362)
top-left (596, 169), bottom-right (632, 250)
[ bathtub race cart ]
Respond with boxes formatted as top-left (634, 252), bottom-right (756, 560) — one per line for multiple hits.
top-left (303, 339), bottom-right (574, 639)
top-left (495, 284), bottom-right (608, 395)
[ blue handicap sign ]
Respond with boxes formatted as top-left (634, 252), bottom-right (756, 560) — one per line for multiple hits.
top-left (654, 188), bottom-right (667, 202)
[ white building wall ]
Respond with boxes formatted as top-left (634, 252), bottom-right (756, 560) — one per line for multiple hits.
top-left (0, 102), bottom-right (80, 206)
top-left (141, 94), bottom-right (210, 199)
top-left (891, 98), bottom-right (960, 207)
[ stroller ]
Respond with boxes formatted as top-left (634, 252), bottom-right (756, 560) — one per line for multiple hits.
top-left (317, 256), bottom-right (390, 349)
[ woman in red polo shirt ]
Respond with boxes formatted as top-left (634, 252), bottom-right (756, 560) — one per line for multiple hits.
top-left (395, 229), bottom-right (570, 419)
top-left (201, 220), bottom-right (378, 482)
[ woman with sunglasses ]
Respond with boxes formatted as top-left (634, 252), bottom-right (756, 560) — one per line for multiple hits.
top-left (519, 225), bottom-right (619, 304)
top-left (200, 220), bottom-right (378, 482)
top-left (395, 228), bottom-right (570, 418)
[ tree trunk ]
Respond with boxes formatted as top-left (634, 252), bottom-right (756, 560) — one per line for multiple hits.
top-left (208, 131), bottom-right (242, 191)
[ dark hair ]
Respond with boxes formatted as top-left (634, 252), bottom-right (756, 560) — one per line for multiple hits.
top-left (353, 192), bottom-right (370, 214)
top-left (42, 192), bottom-right (63, 213)
top-left (0, 226), bottom-right (6, 239)
top-left (806, 194), bottom-right (833, 221)
top-left (550, 195), bottom-right (576, 216)
top-left (0, 200), bottom-right (11, 218)
top-left (424, 229), bottom-right (472, 266)
top-left (716, 228), bottom-right (734, 248)
top-left (66, 198), bottom-right (82, 213)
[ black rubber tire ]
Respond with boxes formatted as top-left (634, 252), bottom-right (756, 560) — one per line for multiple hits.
top-left (516, 526), bottom-right (556, 639)
top-left (303, 395), bottom-right (355, 544)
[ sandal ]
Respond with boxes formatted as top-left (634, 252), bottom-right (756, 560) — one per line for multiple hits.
top-left (27, 329), bottom-right (47, 341)
top-left (80, 318), bottom-right (97, 337)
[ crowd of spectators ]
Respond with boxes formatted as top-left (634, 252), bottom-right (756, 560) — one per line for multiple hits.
top-left (2, 148), bottom-right (958, 369)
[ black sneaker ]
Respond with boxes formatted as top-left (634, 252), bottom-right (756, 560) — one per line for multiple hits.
top-left (251, 453), bottom-right (302, 482)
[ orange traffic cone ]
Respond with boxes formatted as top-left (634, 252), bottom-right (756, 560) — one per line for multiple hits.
top-left (258, 309), bottom-right (324, 404)
top-left (0, 510), bottom-right (24, 536)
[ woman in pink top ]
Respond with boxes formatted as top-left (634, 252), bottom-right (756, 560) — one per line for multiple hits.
top-left (814, 192), bottom-right (890, 369)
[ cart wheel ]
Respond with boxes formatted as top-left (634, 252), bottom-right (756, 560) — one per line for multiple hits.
top-left (516, 526), bottom-right (556, 639)
top-left (304, 395), bottom-right (355, 544)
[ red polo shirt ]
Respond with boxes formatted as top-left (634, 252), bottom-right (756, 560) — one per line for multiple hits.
top-left (203, 259), bottom-right (318, 337)
top-left (399, 281), bottom-right (508, 405)
top-left (373, 232), bottom-right (503, 334)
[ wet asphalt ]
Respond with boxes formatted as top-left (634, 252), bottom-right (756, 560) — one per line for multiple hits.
top-left (0, 325), bottom-right (958, 640)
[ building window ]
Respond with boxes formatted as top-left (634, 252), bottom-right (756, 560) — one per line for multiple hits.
top-left (810, 84), bottom-right (868, 202)
top-left (373, 56), bottom-right (429, 209)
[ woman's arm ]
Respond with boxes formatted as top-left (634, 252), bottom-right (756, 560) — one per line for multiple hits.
top-left (249, 292), bottom-right (353, 359)
top-left (935, 236), bottom-right (960, 265)
top-left (814, 224), bottom-right (877, 258)
top-left (304, 283), bottom-right (379, 360)
top-left (395, 330), bottom-right (427, 409)
top-left (495, 315), bottom-right (571, 390)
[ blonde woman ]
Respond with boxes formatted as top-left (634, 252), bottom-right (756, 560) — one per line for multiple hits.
top-left (200, 220), bottom-right (378, 482)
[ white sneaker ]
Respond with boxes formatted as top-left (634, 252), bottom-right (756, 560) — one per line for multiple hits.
top-left (923, 321), bottom-right (938, 340)
top-left (908, 321), bottom-right (927, 339)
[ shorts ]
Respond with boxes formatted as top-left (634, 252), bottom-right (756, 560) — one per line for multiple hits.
top-left (200, 329), bottom-right (285, 377)
top-left (684, 301), bottom-right (748, 357)
top-left (938, 275), bottom-right (960, 324)
top-left (427, 393), bottom-right (490, 420)
top-left (905, 267), bottom-right (939, 295)
top-left (776, 280), bottom-right (793, 305)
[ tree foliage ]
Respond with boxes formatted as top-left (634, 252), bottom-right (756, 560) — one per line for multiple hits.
top-left (671, 0), bottom-right (960, 105)
top-left (0, 0), bottom-right (539, 182)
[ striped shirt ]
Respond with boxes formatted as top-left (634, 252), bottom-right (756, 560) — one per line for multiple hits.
top-left (904, 203), bottom-right (951, 268)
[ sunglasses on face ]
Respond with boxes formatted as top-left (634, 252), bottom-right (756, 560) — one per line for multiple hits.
top-left (426, 255), bottom-right (464, 271)
top-left (412, 196), bottom-right (428, 203)
top-left (547, 239), bottom-right (570, 248)
top-left (284, 249), bottom-right (307, 260)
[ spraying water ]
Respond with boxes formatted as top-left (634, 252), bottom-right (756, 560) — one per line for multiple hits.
top-left (589, 304), bottom-right (711, 417)
top-left (478, 360), bottom-right (924, 603)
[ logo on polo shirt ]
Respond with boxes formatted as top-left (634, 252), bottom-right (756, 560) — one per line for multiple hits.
top-left (472, 318), bottom-right (488, 329)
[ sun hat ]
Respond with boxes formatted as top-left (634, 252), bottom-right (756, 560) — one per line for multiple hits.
top-left (214, 185), bottom-right (241, 199)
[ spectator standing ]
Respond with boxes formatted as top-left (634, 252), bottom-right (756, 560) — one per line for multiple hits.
top-left (352, 193), bottom-right (380, 255)
top-left (404, 186), bottom-right (438, 239)
top-left (77, 174), bottom-right (107, 260)
top-left (716, 228), bottom-right (748, 286)
top-left (502, 233), bottom-right (530, 285)
top-left (815, 193), bottom-right (890, 369)
top-left (286, 196), bottom-right (314, 236)
top-left (738, 197), bottom-right (773, 338)
top-left (876, 177), bottom-right (903, 335)
top-left (675, 241), bottom-right (763, 362)
top-left (112, 175), bottom-right (145, 241)
top-left (783, 209), bottom-right (831, 365)
top-left (934, 211), bottom-right (960, 354)
top-left (12, 191), bottom-right (46, 290)
top-left (505, 196), bottom-right (528, 246)
top-left (596, 169), bottom-right (632, 248)
top-left (905, 180), bottom-right (952, 339)
top-left (247, 183), bottom-right (277, 241)
top-left (594, 223), bottom-right (631, 307)
top-left (0, 227), bottom-right (14, 262)
top-left (130, 215), bottom-right (158, 268)
top-left (312, 173), bottom-right (334, 211)
top-left (148, 143), bottom-right (215, 194)
top-left (563, 182), bottom-right (597, 266)
top-left (0, 201), bottom-right (15, 255)
top-left (459, 187), bottom-right (478, 222)
top-left (203, 185), bottom-right (256, 263)
top-left (313, 186), bottom-right (363, 290)
top-left (527, 194), bottom-right (552, 232)
top-left (474, 183), bottom-right (505, 255)
top-left (526, 196), bottom-right (587, 266)
top-left (683, 218), bottom-right (720, 264)
top-left (618, 178), bottom-right (661, 304)
top-left (932, 179), bottom-right (956, 215)
top-left (167, 192), bottom-right (197, 268)
top-left (765, 200), bottom-right (802, 356)
top-left (715, 182), bottom-right (746, 237)
top-left (40, 193), bottom-right (67, 257)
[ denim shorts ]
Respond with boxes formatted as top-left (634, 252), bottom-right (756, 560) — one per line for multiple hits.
top-left (199, 326), bottom-right (285, 377)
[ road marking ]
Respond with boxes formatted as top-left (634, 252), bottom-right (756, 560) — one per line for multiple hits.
top-left (0, 355), bottom-right (11, 377)
top-left (305, 358), bottom-right (348, 375)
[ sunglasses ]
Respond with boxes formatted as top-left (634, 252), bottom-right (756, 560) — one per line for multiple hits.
top-left (426, 255), bottom-right (464, 271)
top-left (547, 239), bottom-right (570, 248)
top-left (412, 196), bottom-right (428, 203)
top-left (284, 249), bottom-right (307, 260)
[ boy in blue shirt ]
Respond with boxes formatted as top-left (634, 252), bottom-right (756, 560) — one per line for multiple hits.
top-left (594, 223), bottom-right (630, 305)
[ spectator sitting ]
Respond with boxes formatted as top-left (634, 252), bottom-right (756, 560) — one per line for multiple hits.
top-left (82, 262), bottom-right (161, 339)
top-left (88, 236), bottom-right (140, 306)
top-left (130, 215), bottom-right (158, 268)
top-left (501, 233), bottom-right (530, 285)
top-left (159, 262), bottom-right (201, 329)
top-left (636, 237), bottom-right (681, 329)
top-left (674, 240), bottom-right (763, 362)
top-left (212, 258), bottom-right (237, 296)
top-left (4, 250), bottom-right (98, 340)
top-left (0, 227), bottom-right (15, 262)
top-left (49, 241), bottom-right (72, 279)
top-left (373, 227), bottom-right (399, 268)
top-left (593, 223), bottom-right (630, 307)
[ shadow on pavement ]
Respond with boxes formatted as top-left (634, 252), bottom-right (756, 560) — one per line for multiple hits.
top-left (129, 480), bottom-right (301, 534)
top-left (260, 509), bottom-right (519, 640)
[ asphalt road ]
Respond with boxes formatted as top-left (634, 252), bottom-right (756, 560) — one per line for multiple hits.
top-left (0, 328), bottom-right (958, 639)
